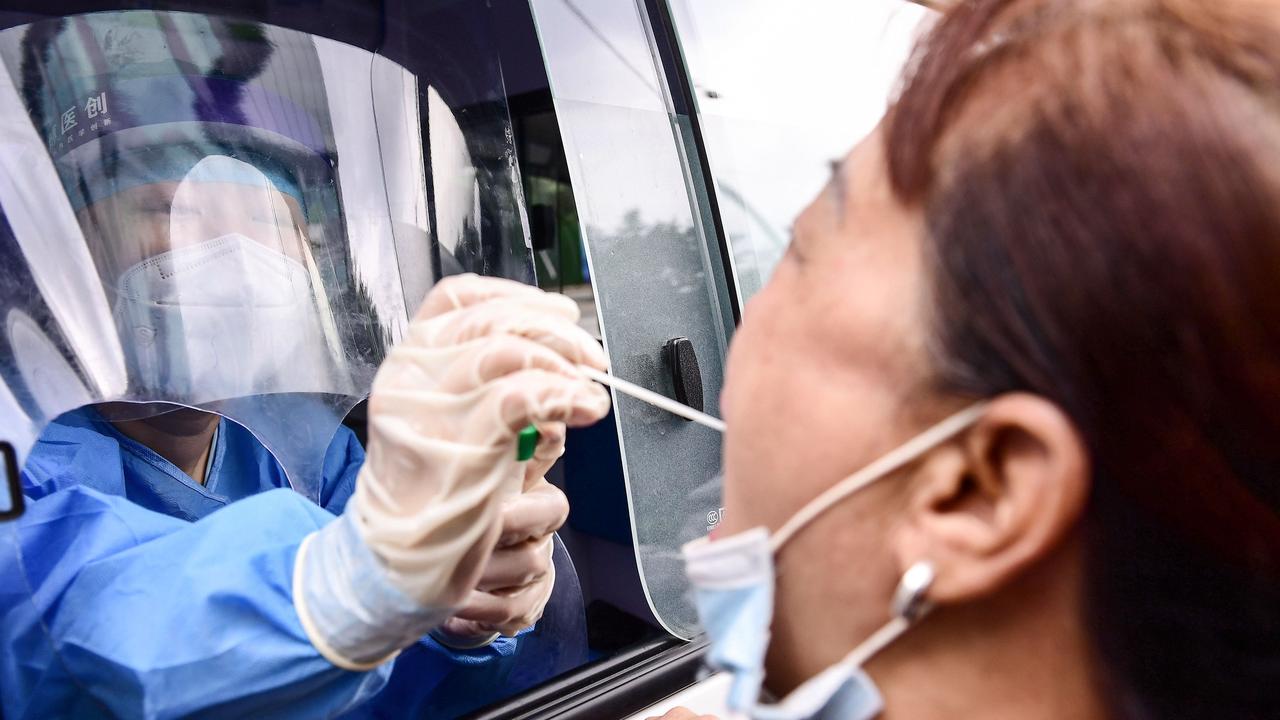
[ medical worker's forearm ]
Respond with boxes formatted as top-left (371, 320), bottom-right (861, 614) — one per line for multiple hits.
top-left (11, 488), bottom-right (390, 719)
top-left (295, 509), bottom-right (456, 668)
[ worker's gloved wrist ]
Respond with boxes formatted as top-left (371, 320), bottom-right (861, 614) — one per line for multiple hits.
top-left (429, 626), bottom-right (501, 650)
top-left (294, 511), bottom-right (454, 671)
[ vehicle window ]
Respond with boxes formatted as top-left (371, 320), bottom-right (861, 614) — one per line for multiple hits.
top-left (0, 6), bottom-right (530, 502)
top-left (0, 3), bottom-right (578, 716)
top-left (528, 0), bottom-right (735, 641)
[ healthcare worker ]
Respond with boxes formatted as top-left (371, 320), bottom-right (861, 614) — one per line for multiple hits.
top-left (654, 0), bottom-right (1280, 718)
top-left (0, 11), bottom-right (610, 719)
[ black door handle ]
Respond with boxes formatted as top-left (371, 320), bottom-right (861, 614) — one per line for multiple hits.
top-left (663, 337), bottom-right (704, 418)
top-left (1, 440), bottom-right (24, 520)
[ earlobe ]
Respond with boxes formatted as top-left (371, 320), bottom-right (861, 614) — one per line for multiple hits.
top-left (893, 394), bottom-right (1090, 603)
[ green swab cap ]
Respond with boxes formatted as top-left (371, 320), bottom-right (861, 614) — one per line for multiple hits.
top-left (516, 424), bottom-right (540, 462)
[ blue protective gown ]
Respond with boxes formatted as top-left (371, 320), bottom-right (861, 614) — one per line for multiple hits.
top-left (0, 406), bottom-right (554, 719)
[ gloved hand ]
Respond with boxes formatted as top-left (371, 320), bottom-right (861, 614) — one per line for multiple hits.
top-left (432, 422), bottom-right (571, 648)
top-left (294, 275), bottom-right (611, 670)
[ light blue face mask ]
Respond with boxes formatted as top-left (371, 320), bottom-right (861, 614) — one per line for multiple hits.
top-left (682, 404), bottom-right (987, 720)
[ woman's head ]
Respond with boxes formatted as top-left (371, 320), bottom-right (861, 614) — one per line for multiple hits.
top-left (719, 0), bottom-right (1280, 714)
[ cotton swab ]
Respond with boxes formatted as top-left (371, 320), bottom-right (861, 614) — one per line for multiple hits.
top-left (578, 365), bottom-right (727, 433)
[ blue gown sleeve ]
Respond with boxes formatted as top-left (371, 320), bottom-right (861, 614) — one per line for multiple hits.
top-left (0, 485), bottom-right (391, 720)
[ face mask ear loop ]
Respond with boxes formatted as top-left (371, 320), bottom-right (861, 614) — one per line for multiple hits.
top-left (842, 560), bottom-right (937, 670)
top-left (768, 403), bottom-right (989, 554)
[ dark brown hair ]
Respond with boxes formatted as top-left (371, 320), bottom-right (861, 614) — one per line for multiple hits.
top-left (886, 0), bottom-right (1280, 716)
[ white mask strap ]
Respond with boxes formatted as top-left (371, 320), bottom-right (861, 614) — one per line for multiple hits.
top-left (839, 559), bottom-right (938, 678)
top-left (750, 563), bottom-right (937, 719)
top-left (771, 403), bottom-right (988, 552)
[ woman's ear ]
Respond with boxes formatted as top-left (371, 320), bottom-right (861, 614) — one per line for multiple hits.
top-left (892, 394), bottom-right (1090, 602)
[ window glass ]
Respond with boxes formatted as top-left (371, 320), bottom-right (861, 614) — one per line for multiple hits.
top-left (0, 3), bottom-right (585, 716)
top-left (0, 6), bottom-right (532, 501)
top-left (529, 0), bottom-right (734, 639)
top-left (667, 0), bottom-right (934, 301)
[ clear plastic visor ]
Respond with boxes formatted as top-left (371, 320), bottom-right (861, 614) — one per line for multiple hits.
top-left (0, 11), bottom-right (532, 501)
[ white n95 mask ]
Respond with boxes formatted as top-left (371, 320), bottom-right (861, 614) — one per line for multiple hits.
top-left (113, 232), bottom-right (336, 403)
top-left (682, 403), bottom-right (988, 720)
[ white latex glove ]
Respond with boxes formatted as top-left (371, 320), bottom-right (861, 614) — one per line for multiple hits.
top-left (432, 422), bottom-right (571, 648)
top-left (294, 275), bottom-right (610, 670)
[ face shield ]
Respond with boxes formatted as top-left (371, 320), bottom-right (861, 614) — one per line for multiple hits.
top-left (105, 154), bottom-right (352, 404)
top-left (0, 10), bottom-right (533, 501)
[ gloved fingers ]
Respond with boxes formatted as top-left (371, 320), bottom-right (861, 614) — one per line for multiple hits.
top-left (370, 335), bottom-right (580, 414)
top-left (417, 299), bottom-right (604, 369)
top-left (437, 334), bottom-right (581, 394)
top-left (414, 273), bottom-right (546, 321)
top-left (524, 421), bottom-right (567, 490)
top-left (448, 588), bottom-right (536, 630)
top-left (490, 369), bottom-right (612, 433)
top-left (436, 616), bottom-right (501, 645)
top-left (532, 421), bottom-right (567, 457)
top-left (498, 483), bottom-right (568, 547)
top-left (449, 569), bottom-right (555, 636)
top-left (410, 292), bottom-right (581, 345)
top-left (475, 536), bottom-right (554, 591)
top-left (367, 365), bottom-right (606, 457)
